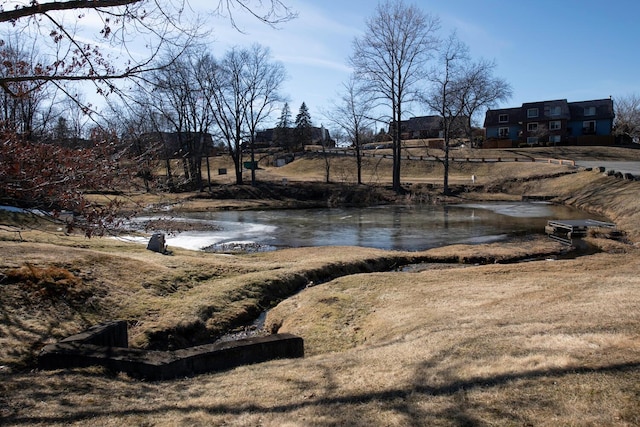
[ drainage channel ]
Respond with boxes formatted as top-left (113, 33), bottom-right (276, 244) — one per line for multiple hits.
top-left (212, 238), bottom-right (599, 343)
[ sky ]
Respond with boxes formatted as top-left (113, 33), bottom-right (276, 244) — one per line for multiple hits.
top-left (16, 0), bottom-right (637, 129)
top-left (197, 0), bottom-right (640, 128)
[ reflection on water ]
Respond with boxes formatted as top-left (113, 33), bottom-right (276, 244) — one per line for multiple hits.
top-left (146, 202), bottom-right (605, 252)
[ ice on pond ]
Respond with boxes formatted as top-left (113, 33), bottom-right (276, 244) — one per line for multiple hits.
top-left (116, 202), bottom-right (604, 252)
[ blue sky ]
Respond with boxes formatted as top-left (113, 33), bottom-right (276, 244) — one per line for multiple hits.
top-left (204, 0), bottom-right (640, 127)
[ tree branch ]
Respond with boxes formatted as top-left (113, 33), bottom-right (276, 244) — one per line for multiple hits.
top-left (0, 0), bottom-right (144, 22)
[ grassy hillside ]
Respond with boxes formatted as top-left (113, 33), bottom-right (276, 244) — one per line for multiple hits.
top-left (1, 147), bottom-right (640, 425)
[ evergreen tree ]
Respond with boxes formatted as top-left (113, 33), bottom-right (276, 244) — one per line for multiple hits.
top-left (274, 102), bottom-right (293, 151)
top-left (294, 101), bottom-right (313, 149)
top-left (277, 102), bottom-right (292, 128)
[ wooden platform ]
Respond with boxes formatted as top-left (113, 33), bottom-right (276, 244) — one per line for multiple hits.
top-left (545, 219), bottom-right (616, 244)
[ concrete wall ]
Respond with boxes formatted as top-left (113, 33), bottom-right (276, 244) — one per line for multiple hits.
top-left (39, 321), bottom-right (304, 381)
top-left (58, 320), bottom-right (129, 347)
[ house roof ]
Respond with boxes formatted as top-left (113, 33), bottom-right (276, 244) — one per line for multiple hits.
top-left (483, 107), bottom-right (522, 127)
top-left (568, 98), bottom-right (615, 121)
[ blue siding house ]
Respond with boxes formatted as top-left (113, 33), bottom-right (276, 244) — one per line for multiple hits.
top-left (484, 107), bottom-right (522, 141)
top-left (483, 98), bottom-right (615, 148)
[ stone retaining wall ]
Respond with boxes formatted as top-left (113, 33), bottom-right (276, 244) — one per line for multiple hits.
top-left (38, 321), bottom-right (304, 380)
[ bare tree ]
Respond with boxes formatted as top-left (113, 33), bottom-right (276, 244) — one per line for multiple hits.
top-left (148, 50), bottom-right (195, 186)
top-left (100, 99), bottom-right (163, 192)
top-left (350, 0), bottom-right (440, 193)
top-left (206, 47), bottom-right (250, 185)
top-left (153, 44), bottom-right (283, 186)
top-left (459, 59), bottom-right (512, 144)
top-left (0, 0), bottom-right (295, 99)
top-left (423, 32), bottom-right (470, 195)
top-left (325, 75), bottom-right (376, 185)
top-left (213, 0), bottom-right (297, 31)
top-left (0, 0), bottom-right (295, 233)
top-left (188, 52), bottom-right (220, 190)
top-left (614, 93), bottom-right (640, 144)
top-left (148, 47), bottom-right (222, 190)
top-left (242, 44), bottom-right (286, 185)
top-left (62, 95), bottom-right (91, 141)
top-left (205, 45), bottom-right (285, 185)
top-left (529, 123), bottom-right (549, 145)
top-left (0, 34), bottom-right (54, 139)
top-left (424, 32), bottom-right (511, 194)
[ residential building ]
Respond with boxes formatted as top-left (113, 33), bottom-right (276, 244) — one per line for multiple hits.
top-left (138, 132), bottom-right (217, 159)
top-left (389, 115), bottom-right (469, 140)
top-left (254, 126), bottom-right (333, 149)
top-left (484, 98), bottom-right (615, 148)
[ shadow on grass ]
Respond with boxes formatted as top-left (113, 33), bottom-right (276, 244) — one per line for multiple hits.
top-left (3, 360), bottom-right (639, 425)
top-left (0, 277), bottom-right (98, 368)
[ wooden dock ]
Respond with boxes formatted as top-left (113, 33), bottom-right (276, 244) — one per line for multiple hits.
top-left (545, 219), bottom-right (616, 244)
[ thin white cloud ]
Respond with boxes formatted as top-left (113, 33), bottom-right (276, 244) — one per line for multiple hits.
top-left (278, 54), bottom-right (352, 73)
top-left (205, 1), bottom-right (359, 72)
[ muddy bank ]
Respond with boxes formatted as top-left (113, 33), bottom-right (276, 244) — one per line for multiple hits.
top-left (192, 182), bottom-right (401, 209)
top-left (160, 181), bottom-right (494, 213)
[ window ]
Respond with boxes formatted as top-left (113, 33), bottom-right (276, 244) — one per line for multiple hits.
top-left (550, 135), bottom-right (561, 143)
top-left (527, 137), bottom-right (539, 144)
top-left (527, 108), bottom-right (538, 118)
top-left (498, 127), bottom-right (509, 138)
top-left (550, 106), bottom-right (561, 116)
top-left (584, 106), bottom-right (596, 116)
top-left (549, 120), bottom-right (561, 130)
top-left (583, 120), bottom-right (596, 133)
top-left (498, 114), bottom-right (508, 123)
top-left (527, 122), bottom-right (538, 132)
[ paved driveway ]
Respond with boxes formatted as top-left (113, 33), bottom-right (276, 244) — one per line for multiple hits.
top-left (574, 161), bottom-right (640, 176)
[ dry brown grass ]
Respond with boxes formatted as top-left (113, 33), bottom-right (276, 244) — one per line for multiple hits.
top-left (1, 249), bottom-right (638, 426)
top-left (257, 151), bottom-right (571, 187)
top-left (2, 147), bottom-right (640, 425)
top-left (0, 232), bottom-right (418, 359)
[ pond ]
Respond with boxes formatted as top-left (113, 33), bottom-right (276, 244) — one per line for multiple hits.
top-left (129, 202), bottom-right (607, 252)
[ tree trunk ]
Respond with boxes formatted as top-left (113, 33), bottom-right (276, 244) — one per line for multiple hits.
top-left (323, 147), bottom-right (331, 183)
top-left (392, 104), bottom-right (402, 193)
top-left (232, 151), bottom-right (243, 185)
top-left (443, 127), bottom-right (450, 195)
top-left (205, 154), bottom-right (212, 190)
top-left (250, 141), bottom-right (257, 186)
top-left (355, 136), bottom-right (362, 185)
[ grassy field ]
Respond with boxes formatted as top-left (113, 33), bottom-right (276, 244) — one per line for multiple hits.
top-left (1, 146), bottom-right (640, 425)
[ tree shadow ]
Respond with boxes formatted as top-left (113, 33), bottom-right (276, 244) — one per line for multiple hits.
top-left (0, 278), bottom-right (97, 368)
top-left (3, 355), bottom-right (638, 425)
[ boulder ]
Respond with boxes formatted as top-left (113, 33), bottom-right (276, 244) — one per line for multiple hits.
top-left (147, 233), bottom-right (167, 253)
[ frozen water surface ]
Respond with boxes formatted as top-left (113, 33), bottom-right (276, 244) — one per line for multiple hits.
top-left (121, 202), bottom-right (605, 252)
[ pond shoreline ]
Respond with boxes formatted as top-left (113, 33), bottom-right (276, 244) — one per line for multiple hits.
top-left (124, 199), bottom-right (607, 254)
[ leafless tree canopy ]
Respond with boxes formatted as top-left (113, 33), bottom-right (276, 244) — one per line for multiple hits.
top-left (242, 43), bottom-right (286, 184)
top-left (0, 0), bottom-right (294, 230)
top-left (614, 93), bottom-right (640, 143)
top-left (0, 0), bottom-right (295, 97)
top-left (325, 75), bottom-right (376, 185)
top-left (198, 44), bottom-right (285, 185)
top-left (459, 58), bottom-right (512, 132)
top-left (213, 0), bottom-right (297, 31)
top-left (349, 0), bottom-right (440, 192)
top-left (424, 32), bottom-right (511, 194)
